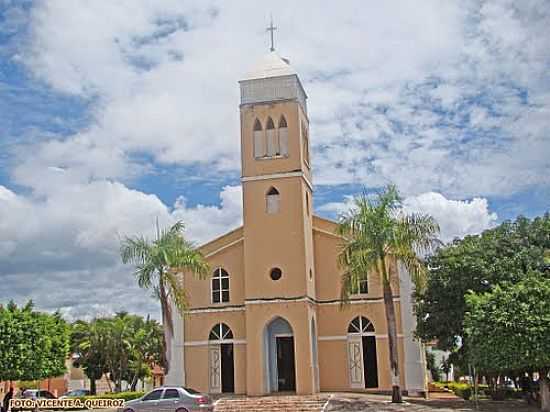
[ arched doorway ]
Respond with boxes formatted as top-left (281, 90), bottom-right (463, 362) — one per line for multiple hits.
top-left (208, 323), bottom-right (235, 393)
top-left (347, 316), bottom-right (379, 389)
top-left (264, 317), bottom-right (296, 392)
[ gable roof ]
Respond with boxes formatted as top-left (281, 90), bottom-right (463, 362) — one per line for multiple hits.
top-left (198, 226), bottom-right (244, 258)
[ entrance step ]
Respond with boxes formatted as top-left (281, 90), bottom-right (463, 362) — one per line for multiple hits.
top-left (214, 395), bottom-right (328, 412)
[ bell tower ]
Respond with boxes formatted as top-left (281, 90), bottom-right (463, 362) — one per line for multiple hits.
top-left (239, 50), bottom-right (315, 300)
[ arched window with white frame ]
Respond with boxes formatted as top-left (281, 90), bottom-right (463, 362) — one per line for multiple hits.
top-left (209, 323), bottom-right (234, 341)
top-left (266, 117), bottom-right (277, 157)
top-left (253, 119), bottom-right (266, 158)
top-left (278, 116), bottom-right (288, 156)
top-left (212, 268), bottom-right (230, 303)
top-left (266, 187), bottom-right (280, 214)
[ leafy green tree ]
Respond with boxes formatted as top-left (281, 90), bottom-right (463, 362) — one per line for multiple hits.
top-left (425, 350), bottom-right (441, 382)
top-left (464, 272), bottom-right (550, 411)
top-left (71, 319), bottom-right (109, 394)
top-left (127, 315), bottom-right (163, 391)
top-left (0, 301), bottom-right (70, 381)
top-left (120, 221), bottom-right (209, 374)
top-left (416, 214), bottom-right (550, 355)
top-left (71, 314), bottom-right (163, 393)
top-left (338, 185), bottom-right (440, 402)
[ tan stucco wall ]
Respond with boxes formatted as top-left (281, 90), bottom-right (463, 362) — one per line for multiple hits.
top-left (186, 231), bottom-right (244, 308)
top-left (313, 217), bottom-right (401, 302)
top-left (184, 310), bottom-right (247, 394)
top-left (316, 303), bottom-right (406, 391)
top-left (244, 301), bottom-right (315, 396)
top-left (184, 310), bottom-right (246, 342)
top-left (242, 177), bottom-right (311, 300)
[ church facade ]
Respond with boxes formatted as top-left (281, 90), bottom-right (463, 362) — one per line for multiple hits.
top-left (166, 51), bottom-right (427, 396)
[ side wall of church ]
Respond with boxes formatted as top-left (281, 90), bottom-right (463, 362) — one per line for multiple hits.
top-left (312, 221), bottom-right (407, 392)
top-left (184, 310), bottom-right (247, 394)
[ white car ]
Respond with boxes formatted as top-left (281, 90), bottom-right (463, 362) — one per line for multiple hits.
top-left (122, 387), bottom-right (213, 412)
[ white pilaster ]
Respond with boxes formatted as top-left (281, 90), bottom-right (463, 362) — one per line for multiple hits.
top-left (398, 263), bottom-right (428, 396)
top-left (164, 301), bottom-right (186, 386)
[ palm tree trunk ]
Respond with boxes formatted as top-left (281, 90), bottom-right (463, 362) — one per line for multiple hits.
top-left (540, 369), bottom-right (550, 412)
top-left (159, 276), bottom-right (173, 375)
top-left (90, 377), bottom-right (96, 395)
top-left (381, 259), bottom-right (402, 403)
top-left (130, 374), bottom-right (138, 392)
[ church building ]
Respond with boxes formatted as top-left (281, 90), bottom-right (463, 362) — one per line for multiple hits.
top-left (166, 47), bottom-right (427, 397)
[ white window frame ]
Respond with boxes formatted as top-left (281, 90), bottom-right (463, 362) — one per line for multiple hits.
top-left (350, 277), bottom-right (369, 295)
top-left (266, 187), bottom-right (280, 214)
top-left (211, 267), bottom-right (230, 304)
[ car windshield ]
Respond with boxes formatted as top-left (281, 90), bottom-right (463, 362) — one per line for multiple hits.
top-left (182, 387), bottom-right (200, 395)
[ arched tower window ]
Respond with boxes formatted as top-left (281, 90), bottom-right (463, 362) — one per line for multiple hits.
top-left (279, 116), bottom-right (288, 156)
top-left (266, 117), bottom-right (278, 157)
top-left (266, 187), bottom-right (280, 214)
top-left (253, 119), bottom-right (266, 158)
top-left (212, 268), bottom-right (230, 303)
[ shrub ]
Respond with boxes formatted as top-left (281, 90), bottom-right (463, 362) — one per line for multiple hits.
top-left (451, 385), bottom-right (472, 400)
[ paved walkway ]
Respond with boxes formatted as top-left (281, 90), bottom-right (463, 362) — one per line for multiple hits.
top-left (212, 392), bottom-right (540, 412)
top-left (325, 393), bottom-right (539, 412)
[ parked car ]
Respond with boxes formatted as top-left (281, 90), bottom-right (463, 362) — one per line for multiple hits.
top-left (12, 390), bottom-right (57, 411)
top-left (59, 389), bottom-right (91, 399)
top-left (121, 386), bottom-right (214, 412)
top-left (19, 390), bottom-right (57, 400)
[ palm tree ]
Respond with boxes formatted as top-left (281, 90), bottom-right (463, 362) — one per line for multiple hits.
top-left (120, 221), bottom-right (209, 374)
top-left (338, 185), bottom-right (439, 402)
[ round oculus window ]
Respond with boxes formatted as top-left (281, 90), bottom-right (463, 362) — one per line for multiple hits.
top-left (270, 267), bottom-right (282, 281)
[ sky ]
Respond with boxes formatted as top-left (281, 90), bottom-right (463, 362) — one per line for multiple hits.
top-left (0, 0), bottom-right (549, 321)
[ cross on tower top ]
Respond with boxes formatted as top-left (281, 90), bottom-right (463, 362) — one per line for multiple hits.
top-left (266, 16), bottom-right (277, 52)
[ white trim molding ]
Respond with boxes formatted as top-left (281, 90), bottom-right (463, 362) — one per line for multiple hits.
top-left (204, 238), bottom-right (244, 258)
top-left (319, 334), bottom-right (404, 341)
top-left (184, 339), bottom-right (247, 347)
top-left (187, 306), bottom-right (246, 314)
top-left (312, 227), bottom-right (342, 239)
top-left (241, 171), bottom-right (313, 191)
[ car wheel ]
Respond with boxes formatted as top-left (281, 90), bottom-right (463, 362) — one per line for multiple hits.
top-left (124, 408), bottom-right (135, 412)
top-left (175, 408), bottom-right (189, 412)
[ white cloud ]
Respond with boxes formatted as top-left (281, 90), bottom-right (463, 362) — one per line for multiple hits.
top-left (0, 182), bottom-right (242, 319)
top-left (12, 0), bottom-right (547, 197)
top-left (1, 0), bottom-right (548, 320)
top-left (319, 192), bottom-right (498, 243)
top-left (402, 192), bottom-right (498, 243)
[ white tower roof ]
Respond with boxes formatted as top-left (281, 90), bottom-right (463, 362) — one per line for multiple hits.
top-left (242, 51), bottom-right (297, 81)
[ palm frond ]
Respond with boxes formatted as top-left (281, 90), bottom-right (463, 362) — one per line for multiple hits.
top-left (120, 236), bottom-right (152, 264)
top-left (163, 269), bottom-right (189, 313)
